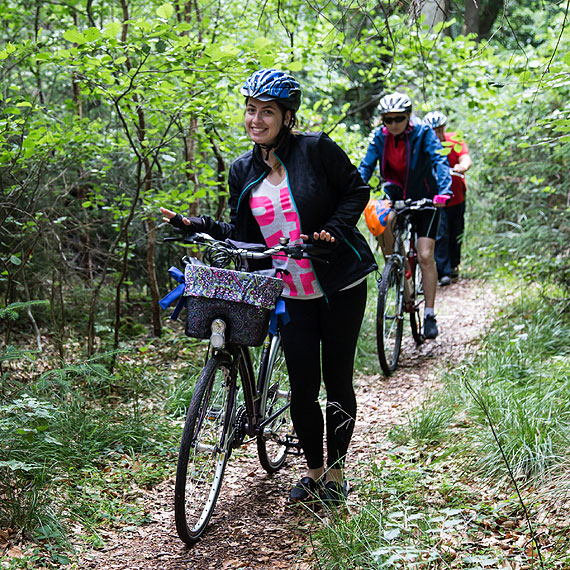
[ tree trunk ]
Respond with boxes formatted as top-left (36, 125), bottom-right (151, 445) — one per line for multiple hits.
top-left (145, 217), bottom-right (162, 336)
top-left (479, 1), bottom-right (503, 39)
top-left (411, 0), bottom-right (447, 30)
top-left (465, 0), bottom-right (480, 37)
top-left (183, 115), bottom-right (200, 217)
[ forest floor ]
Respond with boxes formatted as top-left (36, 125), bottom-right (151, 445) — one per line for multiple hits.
top-left (76, 277), bottom-right (497, 570)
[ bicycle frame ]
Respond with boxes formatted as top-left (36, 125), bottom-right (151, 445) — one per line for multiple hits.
top-left (210, 332), bottom-right (290, 446)
top-left (392, 213), bottom-right (418, 311)
top-left (375, 198), bottom-right (434, 374)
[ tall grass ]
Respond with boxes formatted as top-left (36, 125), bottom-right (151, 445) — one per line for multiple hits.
top-left (0, 344), bottom-right (203, 564)
top-left (449, 288), bottom-right (570, 484)
top-left (307, 281), bottom-right (570, 568)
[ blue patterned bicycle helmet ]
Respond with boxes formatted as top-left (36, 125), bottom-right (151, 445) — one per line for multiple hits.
top-left (424, 111), bottom-right (447, 128)
top-left (240, 69), bottom-right (301, 111)
top-left (377, 92), bottom-right (412, 115)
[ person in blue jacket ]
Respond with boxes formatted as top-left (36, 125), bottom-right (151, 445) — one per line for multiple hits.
top-left (359, 93), bottom-right (452, 339)
top-left (162, 69), bottom-right (377, 507)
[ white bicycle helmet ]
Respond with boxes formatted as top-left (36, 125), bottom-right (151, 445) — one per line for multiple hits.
top-left (424, 111), bottom-right (448, 128)
top-left (377, 92), bottom-right (412, 115)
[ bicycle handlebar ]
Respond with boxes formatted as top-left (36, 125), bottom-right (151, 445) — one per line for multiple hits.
top-left (393, 198), bottom-right (436, 214)
top-left (163, 231), bottom-right (329, 264)
top-left (450, 169), bottom-right (465, 179)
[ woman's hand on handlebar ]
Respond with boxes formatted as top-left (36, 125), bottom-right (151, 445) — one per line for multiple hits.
top-left (160, 207), bottom-right (204, 232)
top-left (301, 230), bottom-right (335, 245)
top-left (300, 230), bottom-right (337, 255)
top-left (433, 195), bottom-right (450, 207)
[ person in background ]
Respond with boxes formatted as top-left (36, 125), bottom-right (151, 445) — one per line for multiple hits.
top-left (161, 69), bottom-right (377, 507)
top-left (423, 111), bottom-right (473, 285)
top-left (358, 93), bottom-right (451, 339)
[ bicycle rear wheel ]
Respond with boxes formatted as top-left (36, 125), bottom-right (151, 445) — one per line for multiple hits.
top-left (409, 260), bottom-right (425, 345)
top-left (257, 335), bottom-right (293, 473)
top-left (175, 352), bottom-right (234, 545)
top-left (376, 258), bottom-right (404, 376)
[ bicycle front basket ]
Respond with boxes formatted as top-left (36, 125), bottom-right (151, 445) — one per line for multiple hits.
top-left (183, 264), bottom-right (284, 346)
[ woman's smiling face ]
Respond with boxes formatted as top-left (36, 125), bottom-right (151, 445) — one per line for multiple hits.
top-left (244, 98), bottom-right (289, 146)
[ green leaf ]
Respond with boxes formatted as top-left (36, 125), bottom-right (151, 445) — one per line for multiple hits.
top-left (103, 22), bottom-right (122, 38)
top-left (253, 37), bottom-right (272, 50)
top-left (9, 255), bottom-right (22, 265)
top-left (383, 527), bottom-right (400, 540)
top-left (289, 61), bottom-right (303, 72)
top-left (84, 27), bottom-right (101, 42)
top-left (63, 29), bottom-right (87, 45)
top-left (157, 4), bottom-right (175, 19)
top-left (0, 460), bottom-right (36, 472)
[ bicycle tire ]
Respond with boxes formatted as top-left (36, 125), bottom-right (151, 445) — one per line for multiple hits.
top-left (409, 259), bottom-right (425, 345)
top-left (257, 335), bottom-right (293, 473)
top-left (175, 352), bottom-right (234, 545)
top-left (376, 258), bottom-right (404, 376)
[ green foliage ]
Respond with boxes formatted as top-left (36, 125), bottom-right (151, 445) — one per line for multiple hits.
top-left (1, 0), bottom-right (570, 565)
top-left (388, 396), bottom-right (454, 447)
top-left (0, 348), bottom-right (187, 556)
top-left (310, 282), bottom-right (570, 569)
top-left (309, 456), bottom-right (506, 569)
top-left (399, 283), bottom-right (570, 486)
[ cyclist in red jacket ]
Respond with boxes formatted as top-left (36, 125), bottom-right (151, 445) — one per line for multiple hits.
top-left (359, 93), bottom-right (452, 339)
top-left (423, 111), bottom-right (473, 285)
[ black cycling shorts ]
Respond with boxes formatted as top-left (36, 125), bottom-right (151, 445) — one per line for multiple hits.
top-left (383, 184), bottom-right (440, 240)
top-left (412, 209), bottom-right (440, 240)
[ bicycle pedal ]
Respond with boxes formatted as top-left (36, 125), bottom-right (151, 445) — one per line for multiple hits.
top-left (284, 434), bottom-right (303, 455)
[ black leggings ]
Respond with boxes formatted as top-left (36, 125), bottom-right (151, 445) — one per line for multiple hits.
top-left (279, 280), bottom-right (367, 470)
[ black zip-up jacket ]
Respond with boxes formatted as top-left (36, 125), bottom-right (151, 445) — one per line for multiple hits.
top-left (202, 131), bottom-right (377, 298)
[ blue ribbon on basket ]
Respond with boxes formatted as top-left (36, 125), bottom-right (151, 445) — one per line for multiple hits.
top-left (269, 297), bottom-right (290, 334)
top-left (159, 266), bottom-right (186, 321)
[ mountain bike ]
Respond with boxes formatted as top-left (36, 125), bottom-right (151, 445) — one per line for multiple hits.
top-left (160, 232), bottom-right (321, 545)
top-left (376, 198), bottom-right (436, 375)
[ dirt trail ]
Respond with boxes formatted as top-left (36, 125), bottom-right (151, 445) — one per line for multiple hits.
top-left (79, 278), bottom-right (493, 570)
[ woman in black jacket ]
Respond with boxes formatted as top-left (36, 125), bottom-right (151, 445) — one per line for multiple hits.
top-left (161, 69), bottom-right (376, 506)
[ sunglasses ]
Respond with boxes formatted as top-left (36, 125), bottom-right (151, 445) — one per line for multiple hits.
top-left (383, 115), bottom-right (408, 125)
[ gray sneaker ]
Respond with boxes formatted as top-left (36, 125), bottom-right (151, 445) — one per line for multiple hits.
top-left (438, 275), bottom-right (451, 286)
top-left (423, 314), bottom-right (438, 339)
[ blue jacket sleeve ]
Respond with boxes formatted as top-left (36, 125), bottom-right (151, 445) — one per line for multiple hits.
top-left (425, 127), bottom-right (452, 196)
top-left (358, 128), bottom-right (383, 184)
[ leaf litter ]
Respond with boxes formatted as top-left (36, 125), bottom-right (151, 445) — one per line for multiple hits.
top-left (42, 279), bottom-right (565, 568)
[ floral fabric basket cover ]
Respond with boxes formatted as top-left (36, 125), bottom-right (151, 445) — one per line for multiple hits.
top-left (183, 263), bottom-right (284, 346)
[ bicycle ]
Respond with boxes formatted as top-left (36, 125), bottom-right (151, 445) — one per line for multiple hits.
top-left (160, 232), bottom-right (321, 545)
top-left (376, 198), bottom-right (436, 376)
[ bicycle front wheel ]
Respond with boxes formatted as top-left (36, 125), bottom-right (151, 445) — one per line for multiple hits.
top-left (409, 260), bottom-right (425, 345)
top-left (376, 258), bottom-right (404, 376)
top-left (175, 352), bottom-right (234, 546)
top-left (257, 335), bottom-right (293, 473)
